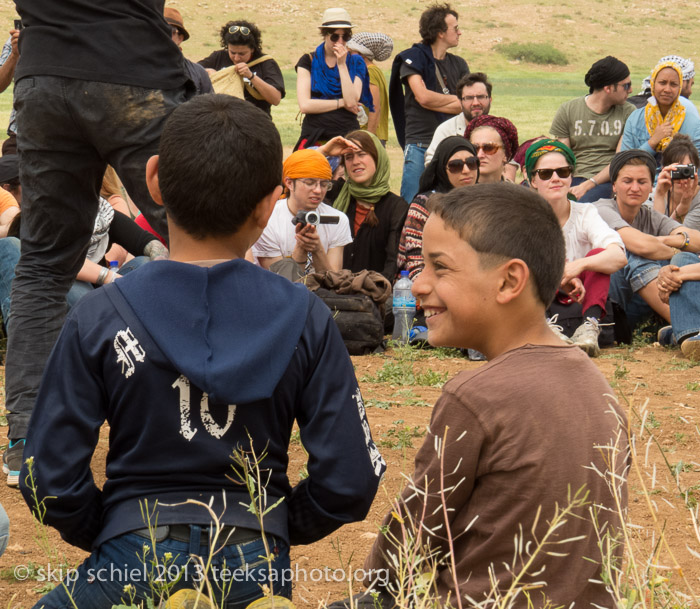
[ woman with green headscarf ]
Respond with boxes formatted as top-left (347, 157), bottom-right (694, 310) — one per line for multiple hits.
top-left (327, 130), bottom-right (407, 280)
top-left (525, 139), bottom-right (627, 357)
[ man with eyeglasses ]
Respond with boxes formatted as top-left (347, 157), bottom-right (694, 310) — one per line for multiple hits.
top-left (424, 72), bottom-right (492, 165)
top-left (550, 56), bottom-right (635, 203)
top-left (164, 7), bottom-right (213, 96)
top-left (389, 2), bottom-right (469, 204)
top-left (253, 149), bottom-right (351, 279)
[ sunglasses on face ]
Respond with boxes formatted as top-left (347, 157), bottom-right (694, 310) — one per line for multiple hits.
top-left (446, 157), bottom-right (479, 174)
top-left (472, 142), bottom-right (502, 155)
top-left (329, 31), bottom-right (352, 42)
top-left (532, 166), bottom-right (573, 180)
top-left (228, 25), bottom-right (251, 36)
top-left (618, 82), bottom-right (632, 91)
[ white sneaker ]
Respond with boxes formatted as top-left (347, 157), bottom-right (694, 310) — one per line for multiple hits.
top-left (547, 314), bottom-right (573, 344)
top-left (571, 317), bottom-right (602, 357)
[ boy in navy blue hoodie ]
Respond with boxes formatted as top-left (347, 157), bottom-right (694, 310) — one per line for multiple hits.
top-left (19, 94), bottom-right (386, 609)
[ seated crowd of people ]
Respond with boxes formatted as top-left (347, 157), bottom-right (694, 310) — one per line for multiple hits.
top-left (0, 2), bottom-right (689, 608)
top-left (1, 5), bottom-right (700, 362)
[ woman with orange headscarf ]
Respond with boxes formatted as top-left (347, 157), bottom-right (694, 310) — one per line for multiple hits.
top-left (621, 59), bottom-right (700, 179)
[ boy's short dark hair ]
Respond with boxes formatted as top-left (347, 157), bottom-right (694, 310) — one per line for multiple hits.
top-left (419, 3), bottom-right (458, 45)
top-left (429, 183), bottom-right (565, 307)
top-left (457, 72), bottom-right (493, 97)
top-left (158, 94), bottom-right (282, 239)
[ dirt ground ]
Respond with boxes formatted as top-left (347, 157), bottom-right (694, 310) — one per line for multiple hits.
top-left (0, 342), bottom-right (699, 608)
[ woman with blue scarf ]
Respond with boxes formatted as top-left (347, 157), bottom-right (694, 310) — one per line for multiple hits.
top-left (295, 8), bottom-right (374, 150)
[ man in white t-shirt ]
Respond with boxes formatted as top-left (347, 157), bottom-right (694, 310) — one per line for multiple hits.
top-left (253, 149), bottom-right (352, 278)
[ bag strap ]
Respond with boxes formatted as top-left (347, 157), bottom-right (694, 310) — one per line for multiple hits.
top-left (434, 64), bottom-right (449, 95)
top-left (243, 55), bottom-right (274, 100)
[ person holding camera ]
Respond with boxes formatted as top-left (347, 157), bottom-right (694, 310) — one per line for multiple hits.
top-left (653, 134), bottom-right (700, 229)
top-left (252, 148), bottom-right (351, 280)
top-left (594, 150), bottom-right (700, 344)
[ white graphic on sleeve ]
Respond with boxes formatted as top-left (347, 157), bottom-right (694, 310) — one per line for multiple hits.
top-left (353, 387), bottom-right (386, 477)
top-left (172, 374), bottom-right (237, 441)
top-left (114, 328), bottom-right (146, 378)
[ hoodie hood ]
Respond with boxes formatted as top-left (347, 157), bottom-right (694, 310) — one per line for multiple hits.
top-left (115, 259), bottom-right (310, 404)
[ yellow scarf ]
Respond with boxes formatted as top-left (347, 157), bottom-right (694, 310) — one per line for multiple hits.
top-left (644, 61), bottom-right (685, 151)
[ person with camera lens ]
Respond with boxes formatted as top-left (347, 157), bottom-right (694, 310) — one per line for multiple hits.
top-left (653, 134), bottom-right (700, 229)
top-left (593, 150), bottom-right (700, 352)
top-left (252, 148), bottom-right (351, 280)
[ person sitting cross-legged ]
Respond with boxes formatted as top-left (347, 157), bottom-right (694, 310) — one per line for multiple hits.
top-left (594, 149), bottom-right (700, 340)
top-left (525, 139), bottom-right (627, 356)
top-left (252, 148), bottom-right (352, 280)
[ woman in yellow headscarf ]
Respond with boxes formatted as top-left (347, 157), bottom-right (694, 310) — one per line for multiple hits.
top-left (621, 59), bottom-right (700, 179)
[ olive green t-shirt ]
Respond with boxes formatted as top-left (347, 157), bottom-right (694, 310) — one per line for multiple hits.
top-left (550, 97), bottom-right (635, 178)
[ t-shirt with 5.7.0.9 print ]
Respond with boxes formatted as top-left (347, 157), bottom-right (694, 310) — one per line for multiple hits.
top-left (550, 97), bottom-right (635, 179)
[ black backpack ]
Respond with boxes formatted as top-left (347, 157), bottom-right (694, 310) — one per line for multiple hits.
top-left (314, 288), bottom-right (384, 355)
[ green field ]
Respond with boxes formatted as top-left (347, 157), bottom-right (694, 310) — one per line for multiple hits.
top-left (0, 0), bottom-right (697, 189)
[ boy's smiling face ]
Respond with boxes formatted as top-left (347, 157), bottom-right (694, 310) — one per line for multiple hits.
top-left (414, 214), bottom-right (500, 349)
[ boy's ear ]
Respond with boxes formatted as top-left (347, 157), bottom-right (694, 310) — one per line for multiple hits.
top-left (495, 258), bottom-right (530, 304)
top-left (252, 185), bottom-right (283, 229)
top-left (145, 155), bottom-right (163, 207)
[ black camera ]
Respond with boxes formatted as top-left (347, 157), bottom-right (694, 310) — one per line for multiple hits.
top-left (291, 210), bottom-right (340, 228)
top-left (13, 19), bottom-right (22, 31)
top-left (671, 164), bottom-right (696, 180)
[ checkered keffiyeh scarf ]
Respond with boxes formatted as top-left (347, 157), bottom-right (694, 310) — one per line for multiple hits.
top-left (640, 55), bottom-right (695, 94)
top-left (347, 32), bottom-right (394, 62)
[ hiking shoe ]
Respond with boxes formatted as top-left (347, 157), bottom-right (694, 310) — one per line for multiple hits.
top-left (657, 325), bottom-right (677, 347)
top-left (681, 334), bottom-right (700, 360)
top-left (3, 439), bottom-right (25, 487)
top-left (571, 317), bottom-right (602, 357)
top-left (546, 314), bottom-right (573, 344)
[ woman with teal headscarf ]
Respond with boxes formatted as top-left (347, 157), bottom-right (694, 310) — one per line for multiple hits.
top-left (525, 139), bottom-right (627, 357)
top-left (326, 130), bottom-right (407, 281)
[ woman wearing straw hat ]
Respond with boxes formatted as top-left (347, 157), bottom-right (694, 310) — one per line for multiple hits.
top-left (347, 32), bottom-right (393, 146)
top-left (294, 8), bottom-right (374, 150)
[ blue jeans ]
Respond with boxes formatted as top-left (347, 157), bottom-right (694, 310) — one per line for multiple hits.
top-left (6, 76), bottom-right (189, 440)
top-left (400, 143), bottom-right (428, 203)
top-left (609, 252), bottom-right (669, 329)
top-left (0, 237), bottom-right (20, 324)
top-left (66, 256), bottom-right (150, 308)
top-left (33, 530), bottom-right (291, 609)
top-left (669, 252), bottom-right (700, 341)
top-left (571, 177), bottom-right (613, 203)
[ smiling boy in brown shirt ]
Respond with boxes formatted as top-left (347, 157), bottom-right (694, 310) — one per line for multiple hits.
top-left (358, 183), bottom-right (629, 608)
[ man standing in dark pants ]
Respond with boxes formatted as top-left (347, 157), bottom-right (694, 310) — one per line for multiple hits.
top-left (3, 1), bottom-right (191, 485)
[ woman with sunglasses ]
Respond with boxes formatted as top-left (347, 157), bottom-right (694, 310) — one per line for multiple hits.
top-left (397, 136), bottom-right (478, 279)
top-left (464, 115), bottom-right (519, 183)
top-left (321, 131), bottom-right (406, 281)
top-left (621, 59), bottom-right (700, 178)
top-left (198, 20), bottom-right (285, 115)
top-left (294, 8), bottom-right (374, 150)
top-left (525, 140), bottom-right (626, 356)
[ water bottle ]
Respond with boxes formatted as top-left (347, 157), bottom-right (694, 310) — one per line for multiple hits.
top-left (391, 270), bottom-right (417, 344)
top-left (109, 260), bottom-right (120, 281)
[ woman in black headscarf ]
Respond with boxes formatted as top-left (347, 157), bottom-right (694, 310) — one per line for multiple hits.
top-left (396, 136), bottom-right (479, 278)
